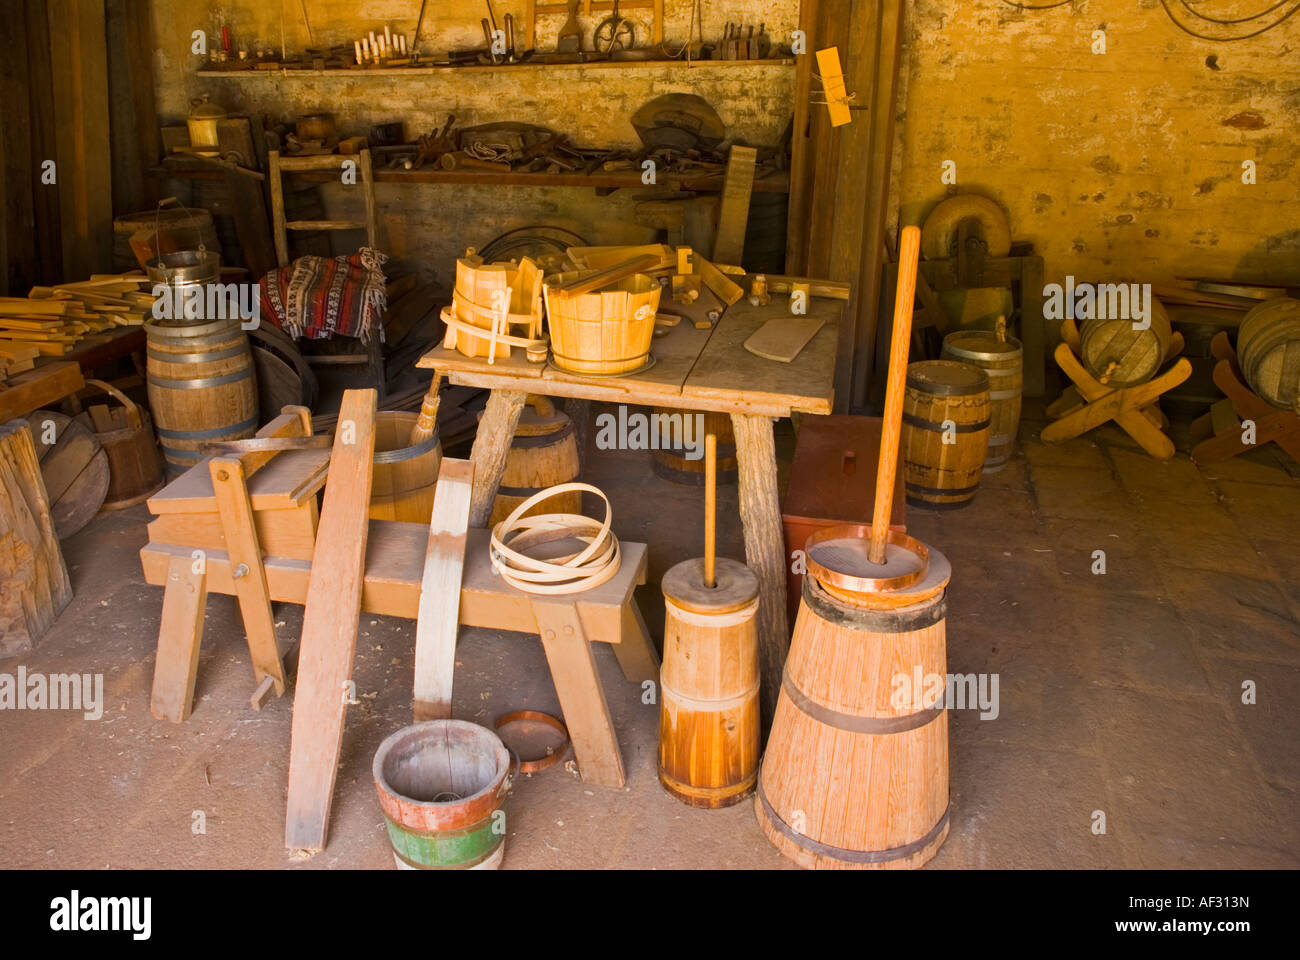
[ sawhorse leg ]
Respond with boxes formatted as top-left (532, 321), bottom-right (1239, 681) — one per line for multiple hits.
top-left (150, 554), bottom-right (208, 722)
top-left (611, 600), bottom-right (660, 685)
top-left (531, 598), bottom-right (626, 788)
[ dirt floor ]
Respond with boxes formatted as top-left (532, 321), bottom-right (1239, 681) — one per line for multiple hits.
top-left (2, 400), bottom-right (1297, 869)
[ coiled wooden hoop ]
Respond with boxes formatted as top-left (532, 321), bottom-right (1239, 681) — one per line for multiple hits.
top-left (489, 482), bottom-right (621, 595)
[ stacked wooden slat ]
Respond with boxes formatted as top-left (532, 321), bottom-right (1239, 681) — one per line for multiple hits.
top-left (0, 273), bottom-right (158, 375)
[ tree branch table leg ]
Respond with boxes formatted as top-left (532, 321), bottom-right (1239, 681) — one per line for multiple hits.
top-left (467, 389), bottom-right (526, 528)
top-left (730, 412), bottom-right (790, 730)
top-left (565, 398), bottom-right (592, 473)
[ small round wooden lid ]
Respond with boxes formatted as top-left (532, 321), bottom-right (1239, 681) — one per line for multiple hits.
top-left (662, 557), bottom-right (758, 614)
top-left (906, 359), bottom-right (990, 396)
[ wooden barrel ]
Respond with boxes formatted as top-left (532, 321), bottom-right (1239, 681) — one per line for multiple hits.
top-left (901, 360), bottom-right (990, 508)
top-left (940, 327), bottom-right (1022, 471)
top-left (755, 544), bottom-right (952, 870)
top-left (1079, 298), bottom-right (1172, 387)
top-left (543, 273), bottom-right (661, 376)
top-left (372, 720), bottom-right (513, 870)
top-left (144, 318), bottom-right (258, 476)
top-left (113, 207), bottom-right (220, 273)
top-left (80, 379), bottom-right (165, 510)
top-left (650, 408), bottom-right (737, 485)
top-left (489, 397), bottom-right (580, 526)
top-left (659, 557), bottom-right (760, 808)
top-left (1237, 297), bottom-right (1300, 410)
top-left (370, 411), bottom-right (443, 524)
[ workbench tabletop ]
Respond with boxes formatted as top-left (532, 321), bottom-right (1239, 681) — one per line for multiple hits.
top-left (417, 289), bottom-right (839, 417)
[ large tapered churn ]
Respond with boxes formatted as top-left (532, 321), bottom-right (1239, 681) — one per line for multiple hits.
top-left (755, 224), bottom-right (951, 870)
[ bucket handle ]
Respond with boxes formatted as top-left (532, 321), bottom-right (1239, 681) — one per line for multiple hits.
top-left (152, 196), bottom-right (207, 262)
top-left (83, 379), bottom-right (143, 432)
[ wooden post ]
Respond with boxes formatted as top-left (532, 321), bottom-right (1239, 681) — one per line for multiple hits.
top-left (0, 419), bottom-right (73, 657)
top-left (466, 389), bottom-right (527, 527)
top-left (729, 413), bottom-right (789, 729)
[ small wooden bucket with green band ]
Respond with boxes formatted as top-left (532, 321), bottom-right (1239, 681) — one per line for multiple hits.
top-left (373, 720), bottom-right (516, 870)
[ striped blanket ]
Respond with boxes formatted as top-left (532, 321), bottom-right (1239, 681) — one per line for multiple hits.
top-left (260, 247), bottom-right (388, 343)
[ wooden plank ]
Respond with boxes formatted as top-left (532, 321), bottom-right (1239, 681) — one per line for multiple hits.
top-left (683, 297), bottom-right (840, 415)
top-left (815, 47), bottom-right (852, 126)
top-left (284, 388), bottom-right (377, 854)
top-left (268, 151), bottom-right (289, 267)
top-left (0, 3), bottom-right (35, 296)
top-left (148, 554), bottom-right (207, 721)
top-left (47, 0), bottom-right (113, 277)
top-left (24, 0), bottom-right (63, 285)
top-left (712, 145), bottom-right (758, 266)
top-left (610, 601), bottom-right (660, 684)
top-left (743, 315), bottom-right (829, 363)
top-left (531, 598), bottom-right (626, 788)
top-left (105, 0), bottom-right (159, 216)
top-left (413, 457), bottom-right (474, 721)
top-left (0, 362), bottom-right (83, 421)
top-left (210, 456), bottom-right (287, 695)
top-left (697, 257), bottom-right (744, 305)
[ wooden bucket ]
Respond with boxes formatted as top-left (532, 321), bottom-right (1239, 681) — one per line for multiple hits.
top-left (81, 379), bottom-right (165, 510)
top-left (659, 557), bottom-right (760, 808)
top-left (444, 255), bottom-right (544, 360)
top-left (144, 318), bottom-right (258, 476)
top-left (1237, 297), bottom-right (1300, 410)
top-left (901, 360), bottom-right (990, 508)
top-left (650, 408), bottom-right (737, 485)
top-left (1079, 298), bottom-right (1172, 387)
top-left (543, 273), bottom-right (661, 376)
top-left (489, 397), bottom-right (580, 526)
top-left (940, 327), bottom-right (1022, 471)
top-left (372, 720), bottom-right (514, 870)
top-left (755, 535), bottom-right (952, 870)
top-left (370, 411), bottom-right (443, 524)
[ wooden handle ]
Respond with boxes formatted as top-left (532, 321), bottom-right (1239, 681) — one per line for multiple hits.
top-left (83, 378), bottom-right (142, 431)
top-left (704, 432), bottom-right (717, 589)
top-left (870, 225), bottom-right (921, 565)
top-left (410, 373), bottom-right (442, 445)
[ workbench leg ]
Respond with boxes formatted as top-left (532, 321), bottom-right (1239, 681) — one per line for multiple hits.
top-left (730, 413), bottom-right (790, 731)
top-left (150, 554), bottom-right (208, 723)
top-left (467, 389), bottom-right (527, 527)
top-left (612, 600), bottom-right (660, 685)
top-left (565, 398), bottom-right (591, 473)
top-left (532, 598), bottom-right (626, 788)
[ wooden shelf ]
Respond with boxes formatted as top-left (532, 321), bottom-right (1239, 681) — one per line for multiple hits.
top-left (195, 58), bottom-right (794, 79)
top-left (158, 159), bottom-right (790, 194)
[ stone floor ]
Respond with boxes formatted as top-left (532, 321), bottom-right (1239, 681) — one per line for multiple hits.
top-left (1, 402), bottom-right (1297, 869)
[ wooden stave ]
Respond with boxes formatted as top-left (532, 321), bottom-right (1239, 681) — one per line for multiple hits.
top-left (900, 363), bottom-right (990, 507)
top-left (659, 558), bottom-right (761, 808)
top-left (1237, 298), bottom-right (1300, 410)
top-left (755, 574), bottom-right (950, 869)
top-left (145, 320), bottom-right (258, 475)
top-left (1078, 299), bottom-right (1172, 388)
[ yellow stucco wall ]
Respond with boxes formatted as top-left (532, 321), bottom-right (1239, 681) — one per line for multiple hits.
top-left (897, 0), bottom-right (1300, 285)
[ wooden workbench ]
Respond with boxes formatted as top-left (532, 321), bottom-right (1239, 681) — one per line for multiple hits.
top-left (417, 291), bottom-right (841, 723)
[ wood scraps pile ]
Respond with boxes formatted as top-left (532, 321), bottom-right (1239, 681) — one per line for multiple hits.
top-left (0, 273), bottom-right (156, 373)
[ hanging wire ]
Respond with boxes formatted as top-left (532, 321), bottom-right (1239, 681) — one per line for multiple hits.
top-left (1178, 0), bottom-right (1295, 25)
top-left (1160, 0), bottom-right (1300, 39)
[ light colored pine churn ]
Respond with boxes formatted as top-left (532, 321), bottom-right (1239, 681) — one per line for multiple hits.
top-left (658, 433), bottom-right (761, 808)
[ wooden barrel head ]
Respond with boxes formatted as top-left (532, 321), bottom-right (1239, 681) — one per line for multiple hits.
top-left (905, 359), bottom-right (989, 396)
top-left (1237, 297), bottom-right (1300, 410)
top-left (25, 411), bottom-right (110, 539)
top-left (662, 557), bottom-right (758, 614)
